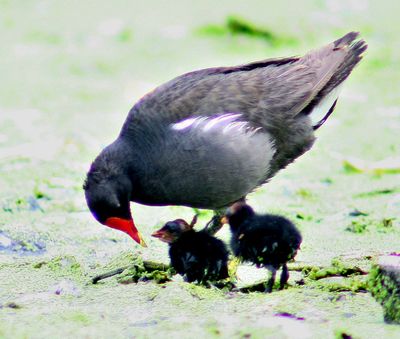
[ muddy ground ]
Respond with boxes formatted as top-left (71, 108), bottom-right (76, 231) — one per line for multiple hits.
top-left (0, 0), bottom-right (399, 338)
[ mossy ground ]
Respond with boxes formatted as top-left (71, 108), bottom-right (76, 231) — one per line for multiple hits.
top-left (1, 0), bottom-right (399, 338)
top-left (368, 259), bottom-right (400, 324)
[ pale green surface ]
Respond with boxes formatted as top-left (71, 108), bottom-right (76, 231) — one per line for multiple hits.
top-left (0, 0), bottom-right (400, 338)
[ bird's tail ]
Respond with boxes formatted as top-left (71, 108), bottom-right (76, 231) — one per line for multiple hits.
top-left (306, 32), bottom-right (368, 130)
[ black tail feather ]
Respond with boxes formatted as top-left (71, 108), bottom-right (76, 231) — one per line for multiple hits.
top-left (303, 33), bottom-right (367, 127)
top-left (313, 99), bottom-right (338, 130)
top-left (333, 31), bottom-right (360, 48)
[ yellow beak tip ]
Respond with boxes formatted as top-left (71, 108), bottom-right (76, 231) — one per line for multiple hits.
top-left (139, 237), bottom-right (148, 248)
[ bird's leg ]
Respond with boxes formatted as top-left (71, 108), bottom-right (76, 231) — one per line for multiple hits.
top-left (204, 209), bottom-right (225, 235)
top-left (264, 266), bottom-right (277, 293)
top-left (279, 264), bottom-right (289, 290)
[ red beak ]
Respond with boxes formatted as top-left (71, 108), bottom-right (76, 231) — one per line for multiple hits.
top-left (105, 217), bottom-right (147, 247)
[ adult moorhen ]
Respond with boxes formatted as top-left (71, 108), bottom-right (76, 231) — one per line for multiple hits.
top-left (222, 202), bottom-right (302, 292)
top-left (84, 32), bottom-right (367, 245)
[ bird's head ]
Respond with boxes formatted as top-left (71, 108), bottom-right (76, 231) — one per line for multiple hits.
top-left (84, 157), bottom-right (146, 247)
top-left (152, 215), bottom-right (197, 244)
top-left (221, 201), bottom-right (255, 229)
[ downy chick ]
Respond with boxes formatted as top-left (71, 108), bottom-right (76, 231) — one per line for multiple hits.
top-left (224, 203), bottom-right (302, 292)
top-left (152, 216), bottom-right (229, 284)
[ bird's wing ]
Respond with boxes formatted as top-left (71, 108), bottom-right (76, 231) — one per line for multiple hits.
top-left (123, 32), bottom-right (365, 131)
top-left (121, 33), bottom-right (366, 180)
top-left (135, 113), bottom-right (275, 209)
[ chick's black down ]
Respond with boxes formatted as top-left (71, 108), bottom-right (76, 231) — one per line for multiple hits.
top-left (227, 204), bottom-right (302, 291)
top-left (169, 230), bottom-right (229, 283)
top-left (231, 214), bottom-right (302, 269)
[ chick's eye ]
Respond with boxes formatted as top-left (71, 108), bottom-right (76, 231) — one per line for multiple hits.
top-left (164, 222), bottom-right (180, 233)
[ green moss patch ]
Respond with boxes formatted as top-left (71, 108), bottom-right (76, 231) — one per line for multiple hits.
top-left (303, 258), bottom-right (366, 281)
top-left (368, 257), bottom-right (400, 324)
top-left (92, 252), bottom-right (173, 284)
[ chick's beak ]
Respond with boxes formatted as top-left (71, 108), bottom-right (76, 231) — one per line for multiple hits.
top-left (151, 229), bottom-right (164, 238)
top-left (151, 229), bottom-right (174, 243)
top-left (105, 217), bottom-right (147, 247)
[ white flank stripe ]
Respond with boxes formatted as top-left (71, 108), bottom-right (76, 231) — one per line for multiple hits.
top-left (203, 113), bottom-right (242, 131)
top-left (171, 113), bottom-right (262, 136)
top-left (171, 117), bottom-right (199, 130)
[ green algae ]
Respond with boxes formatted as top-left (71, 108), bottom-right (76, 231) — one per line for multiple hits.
top-left (345, 218), bottom-right (370, 234)
top-left (196, 15), bottom-right (296, 47)
top-left (354, 188), bottom-right (400, 198)
top-left (225, 16), bottom-right (277, 42)
top-left (183, 282), bottom-right (227, 300)
top-left (116, 266), bottom-right (172, 284)
top-left (343, 160), bottom-right (365, 174)
top-left (92, 251), bottom-right (173, 284)
top-left (345, 217), bottom-right (397, 234)
top-left (368, 263), bottom-right (400, 324)
top-left (296, 188), bottom-right (315, 200)
top-left (377, 218), bottom-right (395, 232)
top-left (196, 15), bottom-right (278, 42)
top-left (334, 330), bottom-right (354, 339)
top-left (33, 255), bottom-right (82, 275)
top-left (303, 258), bottom-right (366, 281)
top-left (314, 276), bottom-right (368, 293)
top-left (64, 312), bottom-right (92, 325)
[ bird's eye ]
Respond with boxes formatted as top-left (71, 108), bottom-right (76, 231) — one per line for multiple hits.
top-left (164, 222), bottom-right (181, 233)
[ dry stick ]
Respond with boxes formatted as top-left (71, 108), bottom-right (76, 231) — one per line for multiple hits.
top-left (91, 261), bottom-right (170, 284)
top-left (92, 267), bottom-right (128, 284)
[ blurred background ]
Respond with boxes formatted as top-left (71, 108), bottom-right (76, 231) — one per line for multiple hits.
top-left (0, 0), bottom-right (399, 337)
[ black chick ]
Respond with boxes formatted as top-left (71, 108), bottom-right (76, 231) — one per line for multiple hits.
top-left (224, 202), bottom-right (302, 292)
top-left (152, 216), bottom-right (229, 284)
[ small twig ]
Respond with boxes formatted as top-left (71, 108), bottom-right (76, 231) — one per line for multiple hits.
top-left (92, 267), bottom-right (128, 284)
top-left (91, 260), bottom-right (171, 284)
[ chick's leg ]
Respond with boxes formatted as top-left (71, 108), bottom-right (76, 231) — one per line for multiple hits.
top-left (265, 266), bottom-right (277, 293)
top-left (279, 264), bottom-right (289, 289)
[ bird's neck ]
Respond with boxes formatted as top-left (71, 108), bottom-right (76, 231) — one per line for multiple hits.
top-left (97, 140), bottom-right (138, 196)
